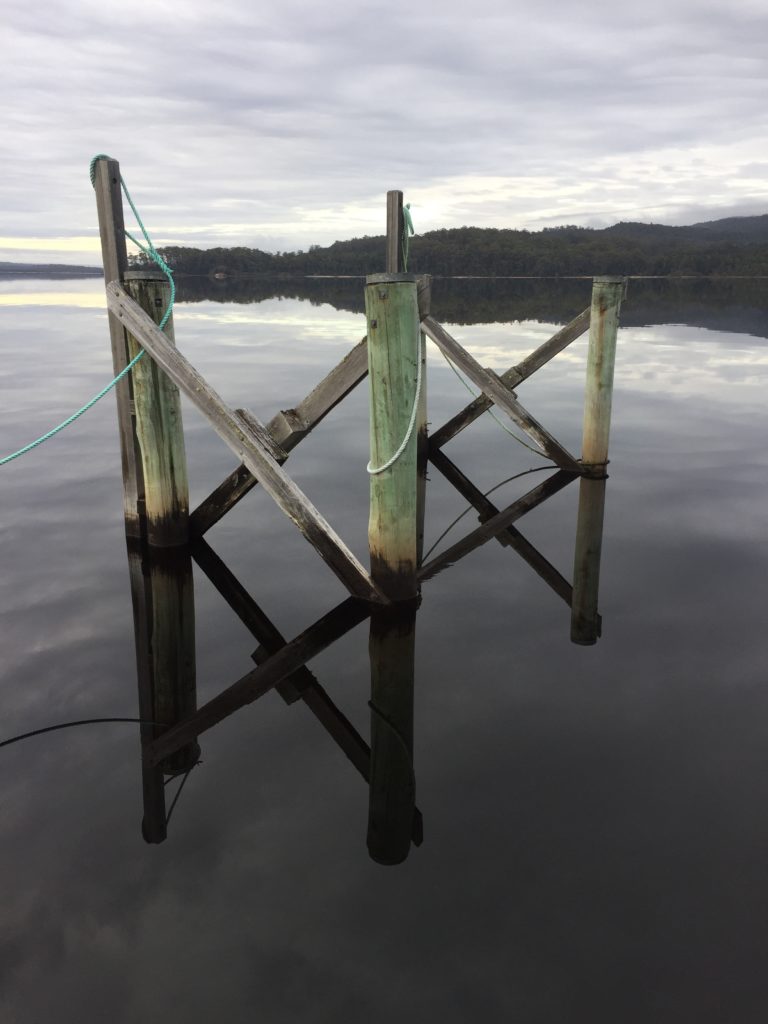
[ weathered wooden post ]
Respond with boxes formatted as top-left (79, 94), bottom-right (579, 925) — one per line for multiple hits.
top-left (123, 270), bottom-right (190, 546)
top-left (367, 603), bottom-right (418, 865)
top-left (386, 190), bottom-right (405, 273)
top-left (571, 276), bottom-right (625, 644)
top-left (365, 272), bottom-right (422, 600)
top-left (93, 156), bottom-right (143, 538)
top-left (365, 191), bottom-right (425, 598)
top-left (580, 276), bottom-right (625, 474)
top-left (416, 275), bottom-right (431, 566)
top-left (128, 540), bottom-right (199, 842)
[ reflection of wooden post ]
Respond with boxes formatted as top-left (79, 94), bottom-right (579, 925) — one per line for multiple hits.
top-left (124, 270), bottom-right (190, 547)
top-left (367, 603), bottom-right (418, 865)
top-left (570, 478), bottom-right (607, 645)
top-left (93, 156), bottom-right (143, 538)
top-left (572, 276), bottom-right (623, 643)
top-left (581, 276), bottom-right (625, 472)
top-left (366, 273), bottom-right (422, 600)
top-left (128, 541), bottom-right (198, 842)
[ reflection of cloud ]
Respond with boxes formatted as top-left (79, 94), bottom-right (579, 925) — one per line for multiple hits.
top-left (0, 291), bottom-right (105, 308)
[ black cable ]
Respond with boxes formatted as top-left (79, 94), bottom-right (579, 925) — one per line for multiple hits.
top-left (0, 718), bottom-right (161, 750)
top-left (165, 763), bottom-right (199, 826)
top-left (422, 465), bottom-right (554, 561)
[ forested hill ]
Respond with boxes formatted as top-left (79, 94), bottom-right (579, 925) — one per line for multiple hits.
top-left (139, 214), bottom-right (768, 278)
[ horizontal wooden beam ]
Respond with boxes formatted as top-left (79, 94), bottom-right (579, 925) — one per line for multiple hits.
top-left (146, 596), bottom-right (372, 764)
top-left (430, 308), bottom-right (590, 450)
top-left (418, 469), bottom-right (577, 582)
top-left (107, 284), bottom-right (383, 603)
top-left (190, 337), bottom-right (369, 535)
top-left (421, 317), bottom-right (582, 472)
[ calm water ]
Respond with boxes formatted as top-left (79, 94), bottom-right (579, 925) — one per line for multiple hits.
top-left (1, 277), bottom-right (766, 1022)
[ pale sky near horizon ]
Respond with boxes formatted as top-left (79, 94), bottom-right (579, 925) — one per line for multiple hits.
top-left (3, 0), bottom-right (767, 264)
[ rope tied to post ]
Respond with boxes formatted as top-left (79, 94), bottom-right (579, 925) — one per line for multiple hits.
top-left (366, 333), bottom-right (423, 476)
top-left (367, 202), bottom-right (421, 476)
top-left (0, 158), bottom-right (174, 467)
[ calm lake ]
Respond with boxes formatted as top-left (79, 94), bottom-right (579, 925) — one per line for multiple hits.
top-left (1, 275), bottom-right (766, 1022)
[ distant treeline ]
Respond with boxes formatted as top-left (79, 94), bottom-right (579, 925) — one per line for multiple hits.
top-left (0, 262), bottom-right (101, 276)
top-left (129, 214), bottom-right (768, 279)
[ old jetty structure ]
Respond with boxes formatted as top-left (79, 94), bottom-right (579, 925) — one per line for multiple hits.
top-left (92, 156), bottom-right (626, 863)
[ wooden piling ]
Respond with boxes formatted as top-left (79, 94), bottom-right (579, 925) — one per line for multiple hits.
top-left (416, 275), bottom-right (431, 565)
top-left (367, 603), bottom-right (418, 865)
top-left (386, 190), bottom-right (404, 273)
top-left (92, 156), bottom-right (143, 538)
top-left (581, 276), bottom-right (625, 471)
top-left (570, 478), bottom-right (607, 645)
top-left (365, 273), bottom-right (422, 600)
top-left (570, 276), bottom-right (624, 642)
top-left (124, 271), bottom-right (190, 546)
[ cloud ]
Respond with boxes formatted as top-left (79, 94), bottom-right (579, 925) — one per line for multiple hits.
top-left (2, 0), bottom-right (766, 262)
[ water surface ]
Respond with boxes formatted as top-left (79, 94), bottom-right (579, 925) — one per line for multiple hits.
top-left (1, 277), bottom-right (766, 1022)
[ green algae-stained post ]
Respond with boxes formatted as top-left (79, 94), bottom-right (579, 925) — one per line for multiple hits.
top-left (124, 270), bottom-right (190, 547)
top-left (581, 276), bottom-right (626, 470)
top-left (365, 272), bottom-right (422, 601)
top-left (571, 275), bottom-right (626, 644)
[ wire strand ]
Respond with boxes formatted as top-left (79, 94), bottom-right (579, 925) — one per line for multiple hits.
top-left (0, 718), bottom-right (162, 750)
top-left (422, 466), bottom-right (554, 562)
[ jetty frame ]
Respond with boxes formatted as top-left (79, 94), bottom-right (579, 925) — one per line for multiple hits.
top-left (94, 161), bottom-right (626, 856)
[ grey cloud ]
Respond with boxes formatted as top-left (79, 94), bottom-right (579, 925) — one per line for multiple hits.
top-left (1, 0), bottom-right (766, 256)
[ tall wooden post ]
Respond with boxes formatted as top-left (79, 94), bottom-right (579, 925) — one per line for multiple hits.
top-left (367, 603), bottom-right (418, 865)
top-left (365, 272), bottom-right (422, 600)
top-left (128, 540), bottom-right (199, 842)
top-left (571, 275), bottom-right (625, 644)
top-left (124, 270), bottom-right (190, 546)
top-left (93, 156), bottom-right (143, 538)
top-left (580, 276), bottom-right (625, 473)
top-left (386, 190), bottom-right (404, 273)
top-left (416, 275), bottom-right (431, 566)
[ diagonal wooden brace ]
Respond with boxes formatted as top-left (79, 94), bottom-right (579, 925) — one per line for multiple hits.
top-left (421, 317), bottom-right (582, 472)
top-left (107, 283), bottom-right (384, 604)
top-left (430, 308), bottom-right (590, 450)
top-left (190, 336), bottom-right (369, 536)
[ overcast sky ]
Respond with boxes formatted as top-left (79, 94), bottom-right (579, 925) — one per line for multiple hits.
top-left (2, 0), bottom-right (767, 264)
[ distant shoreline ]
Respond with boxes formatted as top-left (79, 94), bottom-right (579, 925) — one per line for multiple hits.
top-left (0, 264), bottom-right (102, 278)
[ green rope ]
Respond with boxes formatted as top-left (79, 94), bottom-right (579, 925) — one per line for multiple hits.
top-left (0, 157), bottom-right (174, 467)
top-left (402, 202), bottom-right (415, 271)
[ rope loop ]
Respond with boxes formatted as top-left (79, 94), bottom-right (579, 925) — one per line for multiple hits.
top-left (366, 337), bottom-right (423, 476)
